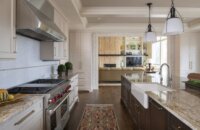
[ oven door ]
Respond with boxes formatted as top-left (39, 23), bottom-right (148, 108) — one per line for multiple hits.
top-left (46, 94), bottom-right (70, 130)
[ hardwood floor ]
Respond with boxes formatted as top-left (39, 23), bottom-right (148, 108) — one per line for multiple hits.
top-left (64, 86), bottom-right (134, 130)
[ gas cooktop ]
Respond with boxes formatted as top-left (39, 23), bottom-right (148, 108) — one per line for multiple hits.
top-left (8, 79), bottom-right (67, 94)
top-left (29, 79), bottom-right (65, 84)
top-left (8, 87), bottom-right (53, 94)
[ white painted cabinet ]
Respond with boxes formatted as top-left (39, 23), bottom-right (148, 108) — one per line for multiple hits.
top-left (69, 74), bottom-right (79, 111)
top-left (40, 10), bottom-right (69, 61)
top-left (0, 99), bottom-right (43, 130)
top-left (0, 0), bottom-right (16, 59)
top-left (69, 32), bottom-right (92, 91)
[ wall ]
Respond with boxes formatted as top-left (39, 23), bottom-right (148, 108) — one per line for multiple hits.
top-left (167, 35), bottom-right (180, 79)
top-left (168, 32), bottom-right (200, 78)
top-left (0, 35), bottom-right (59, 89)
top-left (179, 32), bottom-right (200, 77)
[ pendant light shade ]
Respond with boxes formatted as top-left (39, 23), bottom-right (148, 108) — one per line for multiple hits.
top-left (144, 3), bottom-right (157, 43)
top-left (144, 31), bottom-right (157, 42)
top-left (163, 0), bottom-right (184, 35)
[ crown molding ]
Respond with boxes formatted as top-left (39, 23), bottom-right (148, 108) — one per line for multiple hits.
top-left (48, 0), bottom-right (70, 23)
top-left (81, 7), bottom-right (200, 18)
top-left (70, 0), bottom-right (88, 27)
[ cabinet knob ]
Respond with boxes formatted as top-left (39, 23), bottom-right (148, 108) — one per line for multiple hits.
top-left (177, 126), bottom-right (181, 129)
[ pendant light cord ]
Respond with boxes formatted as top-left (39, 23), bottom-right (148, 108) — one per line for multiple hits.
top-left (147, 3), bottom-right (152, 25)
top-left (147, 3), bottom-right (152, 32)
top-left (171, 0), bottom-right (174, 7)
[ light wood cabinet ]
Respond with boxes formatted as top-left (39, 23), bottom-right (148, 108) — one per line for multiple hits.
top-left (0, 99), bottom-right (43, 130)
top-left (0, 0), bottom-right (16, 59)
top-left (40, 10), bottom-right (69, 61)
top-left (69, 32), bottom-right (92, 91)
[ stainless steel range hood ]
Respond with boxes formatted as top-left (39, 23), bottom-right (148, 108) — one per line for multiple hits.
top-left (16, 0), bottom-right (66, 42)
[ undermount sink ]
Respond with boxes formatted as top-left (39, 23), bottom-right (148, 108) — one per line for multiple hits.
top-left (131, 83), bottom-right (174, 109)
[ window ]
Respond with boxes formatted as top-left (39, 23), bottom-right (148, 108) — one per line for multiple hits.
top-left (151, 36), bottom-right (167, 65)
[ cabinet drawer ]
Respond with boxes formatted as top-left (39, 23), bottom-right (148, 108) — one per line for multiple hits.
top-left (1, 99), bottom-right (43, 130)
top-left (68, 91), bottom-right (75, 106)
top-left (168, 113), bottom-right (192, 130)
top-left (70, 78), bottom-right (78, 86)
top-left (74, 87), bottom-right (78, 97)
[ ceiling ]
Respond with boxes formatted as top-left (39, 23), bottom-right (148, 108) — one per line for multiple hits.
top-left (81, 0), bottom-right (200, 7)
top-left (53, 0), bottom-right (200, 33)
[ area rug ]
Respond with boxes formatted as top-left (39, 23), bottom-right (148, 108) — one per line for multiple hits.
top-left (78, 104), bottom-right (120, 130)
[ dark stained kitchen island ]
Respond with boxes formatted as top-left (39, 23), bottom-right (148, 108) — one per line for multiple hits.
top-left (121, 72), bottom-right (200, 130)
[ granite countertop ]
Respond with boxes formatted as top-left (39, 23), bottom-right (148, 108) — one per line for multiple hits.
top-left (53, 72), bottom-right (78, 81)
top-left (0, 94), bottom-right (44, 125)
top-left (123, 72), bottom-right (200, 130)
top-left (146, 90), bottom-right (200, 130)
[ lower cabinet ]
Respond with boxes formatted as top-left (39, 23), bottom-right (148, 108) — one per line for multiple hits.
top-left (68, 74), bottom-right (79, 111)
top-left (121, 76), bottom-right (131, 108)
top-left (130, 94), bottom-right (149, 130)
top-left (121, 81), bottom-right (192, 130)
top-left (149, 99), bottom-right (168, 130)
top-left (0, 99), bottom-right (43, 130)
top-left (168, 113), bottom-right (192, 130)
top-left (149, 99), bottom-right (192, 130)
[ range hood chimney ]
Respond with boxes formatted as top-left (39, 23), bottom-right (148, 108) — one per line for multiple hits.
top-left (16, 0), bottom-right (66, 42)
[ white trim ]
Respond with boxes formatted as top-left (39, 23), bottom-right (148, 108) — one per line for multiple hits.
top-left (92, 33), bottom-right (99, 90)
top-left (81, 7), bottom-right (200, 18)
top-left (48, 0), bottom-right (70, 23)
top-left (70, 0), bottom-right (88, 27)
top-left (92, 32), bottom-right (149, 90)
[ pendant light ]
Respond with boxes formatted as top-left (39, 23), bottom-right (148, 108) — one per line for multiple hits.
top-left (144, 3), bottom-right (157, 43)
top-left (163, 0), bottom-right (184, 35)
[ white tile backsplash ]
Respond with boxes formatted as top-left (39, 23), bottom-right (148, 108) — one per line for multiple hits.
top-left (0, 35), bottom-right (59, 89)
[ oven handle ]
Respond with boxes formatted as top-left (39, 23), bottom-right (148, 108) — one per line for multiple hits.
top-left (46, 93), bottom-right (70, 115)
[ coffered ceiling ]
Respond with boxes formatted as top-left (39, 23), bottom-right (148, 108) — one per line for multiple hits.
top-left (52, 0), bottom-right (200, 33)
top-left (81, 0), bottom-right (200, 7)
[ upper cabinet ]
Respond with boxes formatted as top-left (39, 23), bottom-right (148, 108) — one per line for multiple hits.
top-left (0, 0), bottom-right (16, 59)
top-left (40, 9), bottom-right (69, 61)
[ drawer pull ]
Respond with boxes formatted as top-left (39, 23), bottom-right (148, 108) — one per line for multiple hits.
top-left (14, 110), bottom-right (35, 126)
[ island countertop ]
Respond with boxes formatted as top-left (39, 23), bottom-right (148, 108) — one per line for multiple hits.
top-left (146, 90), bottom-right (200, 130)
top-left (123, 72), bottom-right (200, 130)
top-left (0, 94), bottom-right (44, 125)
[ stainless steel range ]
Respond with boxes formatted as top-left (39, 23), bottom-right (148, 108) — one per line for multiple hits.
top-left (8, 79), bottom-right (71, 130)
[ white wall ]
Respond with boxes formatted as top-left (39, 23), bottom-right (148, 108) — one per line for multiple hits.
top-left (179, 32), bottom-right (200, 77)
top-left (0, 35), bottom-right (59, 89)
top-left (168, 32), bottom-right (200, 78)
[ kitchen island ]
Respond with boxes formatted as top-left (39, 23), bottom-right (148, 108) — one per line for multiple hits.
top-left (121, 72), bottom-right (200, 130)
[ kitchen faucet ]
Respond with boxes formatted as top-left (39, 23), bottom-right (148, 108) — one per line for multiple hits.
top-left (159, 63), bottom-right (172, 87)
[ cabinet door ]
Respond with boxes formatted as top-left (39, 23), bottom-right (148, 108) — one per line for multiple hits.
top-left (138, 103), bottom-right (148, 130)
top-left (149, 99), bottom-right (167, 130)
top-left (63, 23), bottom-right (69, 60)
top-left (20, 111), bottom-right (43, 130)
top-left (0, 0), bottom-right (16, 59)
top-left (168, 113), bottom-right (192, 130)
top-left (121, 78), bottom-right (126, 104)
top-left (130, 94), bottom-right (138, 129)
